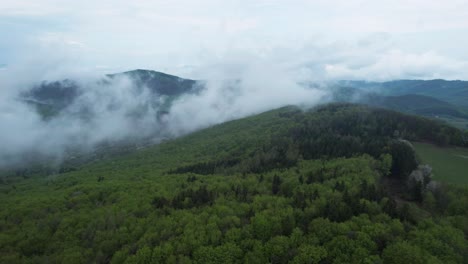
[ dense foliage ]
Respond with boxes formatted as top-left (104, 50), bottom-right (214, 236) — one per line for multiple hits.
top-left (1, 104), bottom-right (468, 263)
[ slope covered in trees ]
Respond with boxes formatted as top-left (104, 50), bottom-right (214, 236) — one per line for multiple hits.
top-left (339, 79), bottom-right (468, 111)
top-left (328, 85), bottom-right (468, 129)
top-left (1, 104), bottom-right (468, 263)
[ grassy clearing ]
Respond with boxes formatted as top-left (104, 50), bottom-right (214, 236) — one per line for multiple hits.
top-left (413, 142), bottom-right (468, 184)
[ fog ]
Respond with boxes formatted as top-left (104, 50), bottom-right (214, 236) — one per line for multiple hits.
top-left (0, 59), bottom-right (327, 168)
top-left (167, 61), bottom-right (326, 134)
top-left (2, 33), bottom-right (468, 168)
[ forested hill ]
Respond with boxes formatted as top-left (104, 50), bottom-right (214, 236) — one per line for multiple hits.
top-left (1, 104), bottom-right (468, 263)
top-left (339, 79), bottom-right (468, 111)
top-left (328, 85), bottom-right (468, 130)
top-left (26, 69), bottom-right (197, 104)
top-left (106, 69), bottom-right (198, 96)
top-left (368, 94), bottom-right (468, 118)
top-left (21, 69), bottom-right (199, 119)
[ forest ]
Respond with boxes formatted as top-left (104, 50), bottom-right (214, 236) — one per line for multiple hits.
top-left (1, 103), bottom-right (468, 263)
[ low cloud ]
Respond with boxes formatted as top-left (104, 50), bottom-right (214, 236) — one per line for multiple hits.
top-left (1, 35), bottom-right (468, 168)
top-left (167, 61), bottom-right (326, 134)
top-left (0, 56), bottom-right (327, 168)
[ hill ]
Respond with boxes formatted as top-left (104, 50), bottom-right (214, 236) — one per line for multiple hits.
top-left (339, 79), bottom-right (468, 111)
top-left (21, 69), bottom-right (200, 119)
top-left (107, 69), bottom-right (198, 96)
top-left (366, 93), bottom-right (468, 118)
top-left (329, 85), bottom-right (468, 129)
top-left (1, 103), bottom-right (468, 263)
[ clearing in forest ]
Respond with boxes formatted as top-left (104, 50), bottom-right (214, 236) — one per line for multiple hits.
top-left (413, 142), bottom-right (468, 184)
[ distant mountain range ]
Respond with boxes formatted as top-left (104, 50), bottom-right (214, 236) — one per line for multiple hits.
top-left (338, 79), bottom-right (468, 111)
top-left (333, 80), bottom-right (468, 130)
top-left (19, 69), bottom-right (468, 130)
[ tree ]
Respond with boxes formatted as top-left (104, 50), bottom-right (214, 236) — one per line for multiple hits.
top-left (382, 241), bottom-right (435, 264)
top-left (265, 236), bottom-right (291, 264)
top-left (193, 243), bottom-right (242, 264)
top-left (388, 140), bottom-right (418, 179)
top-left (291, 245), bottom-right (327, 264)
top-left (272, 175), bottom-right (282, 195)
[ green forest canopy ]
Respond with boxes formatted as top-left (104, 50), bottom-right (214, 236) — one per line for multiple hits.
top-left (1, 103), bottom-right (468, 263)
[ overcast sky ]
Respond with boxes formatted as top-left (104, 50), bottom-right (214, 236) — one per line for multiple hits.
top-left (1, 0), bottom-right (468, 80)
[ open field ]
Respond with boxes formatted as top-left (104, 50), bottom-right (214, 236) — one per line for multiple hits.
top-left (413, 142), bottom-right (468, 184)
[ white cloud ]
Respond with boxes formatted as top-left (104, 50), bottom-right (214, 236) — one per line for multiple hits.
top-left (1, 0), bottom-right (467, 79)
top-left (324, 50), bottom-right (468, 80)
top-left (0, 53), bottom-right (329, 167)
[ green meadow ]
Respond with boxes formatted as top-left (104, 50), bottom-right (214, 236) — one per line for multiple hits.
top-left (413, 142), bottom-right (468, 184)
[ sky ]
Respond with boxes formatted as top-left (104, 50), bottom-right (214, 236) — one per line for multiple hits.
top-left (1, 0), bottom-right (468, 80)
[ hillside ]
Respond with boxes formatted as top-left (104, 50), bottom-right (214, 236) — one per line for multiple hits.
top-left (367, 94), bottom-right (468, 118)
top-left (329, 85), bottom-right (468, 129)
top-left (1, 104), bottom-right (468, 263)
top-left (339, 79), bottom-right (468, 111)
